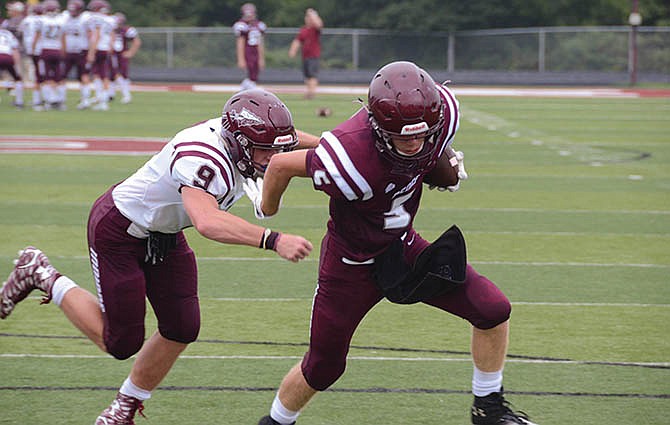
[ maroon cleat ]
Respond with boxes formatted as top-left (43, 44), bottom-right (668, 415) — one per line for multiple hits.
top-left (0, 246), bottom-right (59, 319)
top-left (95, 392), bottom-right (146, 425)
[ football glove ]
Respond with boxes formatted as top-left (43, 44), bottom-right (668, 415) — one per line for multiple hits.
top-left (446, 150), bottom-right (468, 192)
top-left (243, 177), bottom-right (273, 219)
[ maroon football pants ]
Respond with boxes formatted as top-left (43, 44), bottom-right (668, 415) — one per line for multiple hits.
top-left (301, 229), bottom-right (511, 390)
top-left (87, 187), bottom-right (200, 360)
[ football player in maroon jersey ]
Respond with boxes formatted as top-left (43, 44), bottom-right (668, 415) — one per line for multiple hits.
top-left (233, 3), bottom-right (266, 90)
top-left (255, 62), bottom-right (538, 425)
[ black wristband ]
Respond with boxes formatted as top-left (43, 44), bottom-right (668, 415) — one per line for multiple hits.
top-left (264, 231), bottom-right (281, 251)
top-left (259, 228), bottom-right (271, 249)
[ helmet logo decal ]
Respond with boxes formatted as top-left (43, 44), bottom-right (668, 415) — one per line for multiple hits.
top-left (274, 134), bottom-right (296, 146)
top-left (400, 122), bottom-right (429, 135)
top-left (232, 108), bottom-right (264, 127)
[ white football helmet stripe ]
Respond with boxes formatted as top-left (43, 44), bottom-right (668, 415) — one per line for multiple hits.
top-left (321, 131), bottom-right (373, 201)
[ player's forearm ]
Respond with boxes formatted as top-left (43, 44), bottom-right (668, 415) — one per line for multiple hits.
top-left (198, 210), bottom-right (266, 248)
top-left (296, 130), bottom-right (320, 149)
top-left (261, 151), bottom-right (308, 216)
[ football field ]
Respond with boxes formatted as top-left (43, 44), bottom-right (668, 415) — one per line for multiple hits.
top-left (0, 87), bottom-right (668, 424)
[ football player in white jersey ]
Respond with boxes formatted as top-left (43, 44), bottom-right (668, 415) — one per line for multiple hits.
top-left (0, 27), bottom-right (24, 108)
top-left (62, 0), bottom-right (93, 109)
top-left (109, 12), bottom-right (141, 104)
top-left (18, 2), bottom-right (43, 109)
top-left (0, 89), bottom-right (319, 424)
top-left (86, 0), bottom-right (116, 110)
top-left (32, 0), bottom-right (66, 110)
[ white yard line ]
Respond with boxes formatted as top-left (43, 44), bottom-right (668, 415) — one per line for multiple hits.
top-left (1, 353), bottom-right (667, 368)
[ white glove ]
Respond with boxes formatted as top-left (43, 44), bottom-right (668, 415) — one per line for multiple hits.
top-left (243, 177), bottom-right (273, 219)
top-left (447, 150), bottom-right (468, 192)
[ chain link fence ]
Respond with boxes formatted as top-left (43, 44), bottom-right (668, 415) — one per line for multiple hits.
top-left (131, 26), bottom-right (670, 85)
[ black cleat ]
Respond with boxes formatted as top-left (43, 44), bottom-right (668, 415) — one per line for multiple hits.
top-left (471, 388), bottom-right (537, 424)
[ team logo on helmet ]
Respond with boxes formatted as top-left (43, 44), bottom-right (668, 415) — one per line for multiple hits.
top-left (231, 108), bottom-right (264, 127)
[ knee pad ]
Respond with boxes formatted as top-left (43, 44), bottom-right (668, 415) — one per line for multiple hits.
top-left (301, 350), bottom-right (347, 391)
top-left (158, 319), bottom-right (200, 344)
top-left (472, 296), bottom-right (511, 330)
top-left (105, 326), bottom-right (144, 360)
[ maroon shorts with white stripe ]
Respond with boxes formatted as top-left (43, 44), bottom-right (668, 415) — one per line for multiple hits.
top-left (87, 186), bottom-right (200, 360)
top-left (300, 229), bottom-right (511, 390)
top-left (0, 53), bottom-right (20, 80)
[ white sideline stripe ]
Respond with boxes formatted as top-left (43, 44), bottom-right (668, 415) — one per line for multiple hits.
top-left (1, 353), bottom-right (668, 367)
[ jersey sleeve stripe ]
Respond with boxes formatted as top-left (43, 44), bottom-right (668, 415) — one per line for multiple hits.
top-left (436, 85), bottom-right (460, 156)
top-left (170, 151), bottom-right (233, 192)
top-left (170, 147), bottom-right (235, 191)
top-left (173, 141), bottom-right (236, 185)
top-left (321, 131), bottom-right (373, 201)
top-left (315, 144), bottom-right (357, 201)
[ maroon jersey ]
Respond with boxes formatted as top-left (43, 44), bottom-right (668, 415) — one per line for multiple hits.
top-left (232, 19), bottom-right (266, 54)
top-left (305, 84), bottom-right (460, 261)
top-left (296, 26), bottom-right (320, 59)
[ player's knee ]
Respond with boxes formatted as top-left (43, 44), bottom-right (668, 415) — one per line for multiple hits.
top-left (301, 352), bottom-right (347, 391)
top-left (105, 330), bottom-right (144, 360)
top-left (472, 296), bottom-right (511, 330)
top-left (158, 320), bottom-right (200, 344)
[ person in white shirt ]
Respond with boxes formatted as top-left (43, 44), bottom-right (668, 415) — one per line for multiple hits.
top-left (61, 0), bottom-right (93, 109)
top-left (85, 0), bottom-right (115, 111)
top-left (0, 89), bottom-right (320, 425)
top-left (0, 27), bottom-right (24, 108)
top-left (109, 12), bottom-right (141, 104)
top-left (18, 2), bottom-right (43, 109)
top-left (32, 0), bottom-right (66, 110)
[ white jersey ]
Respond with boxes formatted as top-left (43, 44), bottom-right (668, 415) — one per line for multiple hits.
top-left (0, 29), bottom-right (19, 55)
top-left (35, 13), bottom-right (65, 51)
top-left (18, 14), bottom-right (40, 55)
top-left (112, 119), bottom-right (246, 235)
top-left (87, 12), bottom-right (116, 52)
top-left (62, 11), bottom-right (91, 53)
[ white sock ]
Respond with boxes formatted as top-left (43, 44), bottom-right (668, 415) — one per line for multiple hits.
top-left (472, 366), bottom-right (503, 397)
top-left (81, 84), bottom-right (91, 100)
top-left (120, 377), bottom-right (152, 401)
top-left (14, 81), bottom-right (23, 104)
top-left (270, 393), bottom-right (299, 424)
top-left (120, 77), bottom-right (130, 97)
top-left (32, 89), bottom-right (42, 105)
top-left (51, 276), bottom-right (79, 306)
top-left (58, 84), bottom-right (66, 103)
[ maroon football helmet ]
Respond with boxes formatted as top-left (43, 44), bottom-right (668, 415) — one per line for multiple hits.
top-left (67, 0), bottom-right (85, 17)
top-left (114, 12), bottom-right (126, 27)
top-left (88, 0), bottom-right (111, 13)
top-left (30, 2), bottom-right (44, 15)
top-left (43, 0), bottom-right (61, 14)
top-left (221, 89), bottom-right (298, 178)
top-left (368, 61), bottom-right (444, 169)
